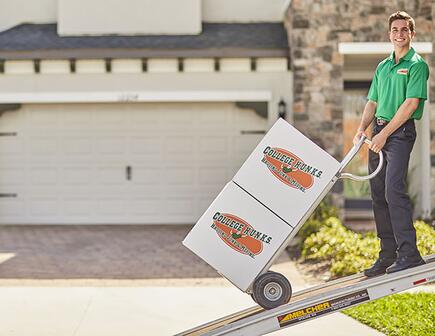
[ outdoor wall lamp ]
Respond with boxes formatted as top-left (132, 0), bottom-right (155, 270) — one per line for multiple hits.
top-left (278, 99), bottom-right (287, 119)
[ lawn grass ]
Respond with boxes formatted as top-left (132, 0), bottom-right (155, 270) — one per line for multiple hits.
top-left (343, 292), bottom-right (435, 336)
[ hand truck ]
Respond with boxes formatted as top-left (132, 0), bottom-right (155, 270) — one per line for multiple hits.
top-left (183, 118), bottom-right (383, 310)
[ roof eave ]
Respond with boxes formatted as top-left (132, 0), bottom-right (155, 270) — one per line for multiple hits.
top-left (0, 47), bottom-right (290, 60)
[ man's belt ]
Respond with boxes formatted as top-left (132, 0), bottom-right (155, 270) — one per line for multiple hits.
top-left (376, 118), bottom-right (389, 126)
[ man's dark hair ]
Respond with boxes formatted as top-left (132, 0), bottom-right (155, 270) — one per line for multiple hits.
top-left (389, 11), bottom-right (415, 32)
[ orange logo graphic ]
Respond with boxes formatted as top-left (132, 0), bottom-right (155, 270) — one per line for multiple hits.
top-left (262, 146), bottom-right (323, 192)
top-left (211, 212), bottom-right (272, 258)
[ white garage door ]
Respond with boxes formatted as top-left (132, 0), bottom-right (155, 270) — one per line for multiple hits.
top-left (0, 103), bottom-right (267, 224)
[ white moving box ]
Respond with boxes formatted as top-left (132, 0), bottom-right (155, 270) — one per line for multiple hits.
top-left (183, 182), bottom-right (292, 291)
top-left (233, 118), bottom-right (341, 226)
top-left (183, 119), bottom-right (342, 292)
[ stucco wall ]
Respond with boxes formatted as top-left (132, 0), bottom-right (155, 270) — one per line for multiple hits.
top-left (0, 0), bottom-right (56, 31)
top-left (58, 0), bottom-right (201, 35)
top-left (202, 0), bottom-right (289, 22)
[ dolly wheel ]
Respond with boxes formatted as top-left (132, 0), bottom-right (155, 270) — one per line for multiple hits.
top-left (252, 271), bottom-right (292, 310)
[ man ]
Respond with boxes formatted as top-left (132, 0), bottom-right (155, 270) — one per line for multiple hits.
top-left (353, 11), bottom-right (429, 277)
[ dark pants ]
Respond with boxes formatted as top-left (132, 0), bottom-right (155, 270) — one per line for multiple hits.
top-left (368, 119), bottom-right (421, 259)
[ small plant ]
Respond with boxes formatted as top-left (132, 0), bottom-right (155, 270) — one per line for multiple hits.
top-left (296, 197), bottom-right (338, 243)
top-left (301, 218), bottom-right (434, 277)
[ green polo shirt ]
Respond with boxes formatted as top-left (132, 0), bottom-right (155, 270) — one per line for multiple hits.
top-left (367, 47), bottom-right (429, 120)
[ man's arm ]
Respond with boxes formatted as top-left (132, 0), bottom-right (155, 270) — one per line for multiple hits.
top-left (368, 98), bottom-right (419, 153)
top-left (352, 100), bottom-right (377, 145)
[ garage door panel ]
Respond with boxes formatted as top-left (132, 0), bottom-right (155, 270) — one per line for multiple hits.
top-left (198, 166), bottom-right (229, 186)
top-left (27, 137), bottom-right (58, 155)
top-left (63, 197), bottom-right (94, 216)
top-left (94, 109), bottom-right (127, 128)
top-left (164, 167), bottom-right (195, 185)
top-left (63, 137), bottom-right (93, 155)
top-left (62, 109), bottom-right (92, 124)
top-left (0, 167), bottom-right (25, 186)
top-left (166, 198), bottom-right (195, 216)
top-left (97, 198), bottom-right (127, 215)
top-left (63, 167), bottom-right (93, 185)
top-left (166, 136), bottom-right (195, 154)
top-left (28, 167), bottom-right (59, 186)
top-left (129, 136), bottom-right (162, 155)
top-left (26, 109), bottom-right (60, 129)
top-left (29, 197), bottom-right (60, 216)
top-left (0, 198), bottom-right (25, 216)
top-left (199, 136), bottom-right (229, 154)
top-left (96, 137), bottom-right (126, 154)
top-left (129, 198), bottom-right (160, 216)
top-left (0, 137), bottom-right (23, 155)
top-left (232, 135), bottom-right (262, 155)
top-left (129, 167), bottom-right (161, 185)
top-left (0, 103), bottom-right (267, 224)
top-left (96, 167), bottom-right (125, 185)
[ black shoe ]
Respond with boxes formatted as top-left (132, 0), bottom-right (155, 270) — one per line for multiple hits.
top-left (364, 257), bottom-right (396, 277)
top-left (386, 256), bottom-right (425, 274)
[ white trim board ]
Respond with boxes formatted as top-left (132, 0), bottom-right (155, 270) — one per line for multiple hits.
top-left (0, 90), bottom-right (272, 104)
top-left (339, 42), bottom-right (432, 55)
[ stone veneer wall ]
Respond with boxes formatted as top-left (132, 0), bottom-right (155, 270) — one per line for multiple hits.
top-left (286, 0), bottom-right (434, 214)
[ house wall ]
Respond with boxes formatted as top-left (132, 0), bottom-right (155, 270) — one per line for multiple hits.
top-left (0, 0), bottom-right (56, 31)
top-left (202, 0), bottom-right (289, 22)
top-left (0, 68), bottom-right (292, 125)
top-left (286, 0), bottom-right (434, 217)
top-left (0, 0), bottom-right (290, 34)
top-left (58, 0), bottom-right (201, 35)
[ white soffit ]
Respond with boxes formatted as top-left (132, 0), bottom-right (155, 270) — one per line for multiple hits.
top-left (40, 60), bottom-right (71, 74)
top-left (220, 58), bottom-right (251, 73)
top-left (4, 60), bottom-right (35, 74)
top-left (339, 42), bottom-right (432, 55)
top-left (111, 59), bottom-right (142, 73)
top-left (75, 59), bottom-right (106, 74)
top-left (183, 59), bottom-right (215, 72)
top-left (256, 58), bottom-right (288, 72)
top-left (0, 91), bottom-right (272, 104)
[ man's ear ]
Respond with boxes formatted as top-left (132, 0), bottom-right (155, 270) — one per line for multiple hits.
top-left (411, 30), bottom-right (416, 39)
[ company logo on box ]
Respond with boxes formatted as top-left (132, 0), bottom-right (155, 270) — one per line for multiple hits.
top-left (262, 146), bottom-right (323, 192)
top-left (211, 212), bottom-right (272, 258)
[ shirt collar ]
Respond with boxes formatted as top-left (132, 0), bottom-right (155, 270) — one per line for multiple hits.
top-left (389, 47), bottom-right (415, 63)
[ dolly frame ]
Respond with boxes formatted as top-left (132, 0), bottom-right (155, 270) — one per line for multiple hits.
top-left (239, 135), bottom-right (384, 295)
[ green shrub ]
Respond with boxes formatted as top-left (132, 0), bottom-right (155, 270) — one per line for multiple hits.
top-left (296, 198), bottom-right (338, 243)
top-left (301, 218), bottom-right (435, 277)
top-left (415, 220), bottom-right (435, 256)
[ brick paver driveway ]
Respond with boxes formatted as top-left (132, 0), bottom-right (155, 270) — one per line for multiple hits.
top-left (0, 225), bottom-right (218, 279)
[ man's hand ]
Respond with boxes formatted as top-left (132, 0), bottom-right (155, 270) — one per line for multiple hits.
top-left (353, 130), bottom-right (366, 146)
top-left (369, 132), bottom-right (388, 153)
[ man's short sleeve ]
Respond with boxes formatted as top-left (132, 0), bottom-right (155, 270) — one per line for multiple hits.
top-left (367, 70), bottom-right (378, 102)
top-left (406, 62), bottom-right (429, 100)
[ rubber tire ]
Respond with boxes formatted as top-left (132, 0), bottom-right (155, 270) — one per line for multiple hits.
top-left (252, 271), bottom-right (292, 310)
top-left (250, 293), bottom-right (257, 303)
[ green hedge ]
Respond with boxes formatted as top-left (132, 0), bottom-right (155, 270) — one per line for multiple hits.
top-left (298, 213), bottom-right (435, 336)
top-left (301, 219), bottom-right (435, 277)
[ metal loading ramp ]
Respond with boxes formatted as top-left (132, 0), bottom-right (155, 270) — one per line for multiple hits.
top-left (177, 254), bottom-right (434, 336)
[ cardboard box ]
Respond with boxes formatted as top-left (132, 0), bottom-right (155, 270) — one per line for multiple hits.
top-left (183, 119), bottom-right (342, 292)
top-left (183, 182), bottom-right (292, 291)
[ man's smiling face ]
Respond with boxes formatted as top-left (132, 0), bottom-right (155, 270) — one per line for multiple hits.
top-left (389, 19), bottom-right (415, 49)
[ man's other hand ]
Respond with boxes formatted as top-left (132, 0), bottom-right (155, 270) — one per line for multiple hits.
top-left (369, 133), bottom-right (387, 153)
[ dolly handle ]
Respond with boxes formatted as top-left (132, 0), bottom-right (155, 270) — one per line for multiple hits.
top-left (338, 137), bottom-right (384, 181)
